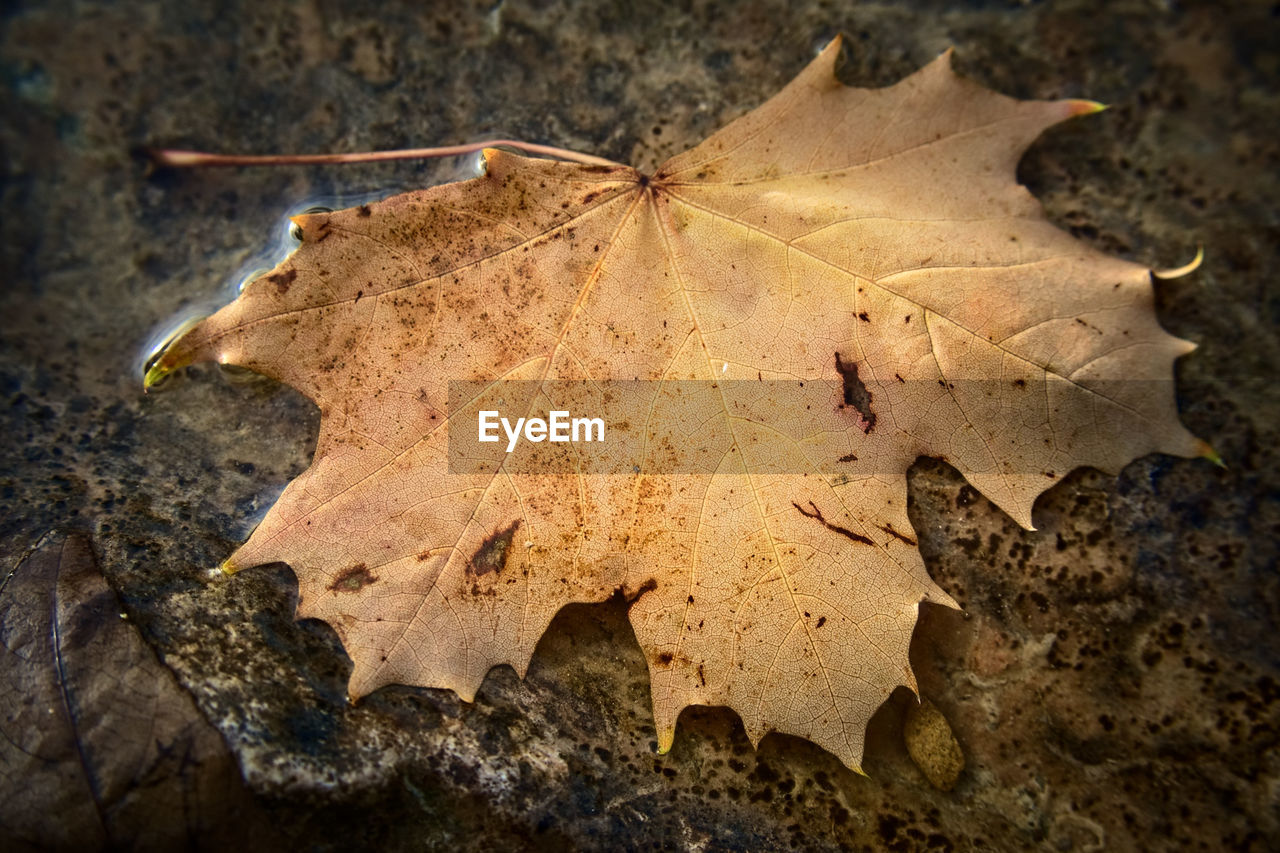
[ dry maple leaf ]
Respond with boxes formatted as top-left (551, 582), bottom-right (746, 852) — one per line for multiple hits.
top-left (147, 37), bottom-right (1209, 771)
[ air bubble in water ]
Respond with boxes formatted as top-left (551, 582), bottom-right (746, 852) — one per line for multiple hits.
top-left (288, 205), bottom-right (333, 242)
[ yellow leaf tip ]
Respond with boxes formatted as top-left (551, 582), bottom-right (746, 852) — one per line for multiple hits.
top-left (1068, 99), bottom-right (1108, 116)
top-left (143, 362), bottom-right (171, 390)
top-left (1198, 442), bottom-right (1226, 469)
top-left (219, 556), bottom-right (241, 575)
top-left (1153, 245), bottom-right (1205, 280)
top-left (655, 727), bottom-right (675, 755)
top-left (142, 316), bottom-right (202, 389)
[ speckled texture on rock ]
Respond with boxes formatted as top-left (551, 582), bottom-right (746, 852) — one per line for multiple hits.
top-left (2, 0), bottom-right (1277, 849)
top-left (904, 700), bottom-right (964, 793)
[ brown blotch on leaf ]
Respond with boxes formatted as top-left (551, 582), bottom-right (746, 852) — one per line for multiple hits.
top-left (834, 352), bottom-right (876, 433)
top-left (793, 500), bottom-right (874, 546)
top-left (328, 563), bottom-right (377, 593)
top-left (468, 520), bottom-right (520, 577)
top-left (878, 523), bottom-right (917, 547)
top-left (268, 269), bottom-right (297, 295)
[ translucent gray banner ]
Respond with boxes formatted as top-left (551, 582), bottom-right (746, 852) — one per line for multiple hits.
top-left (446, 378), bottom-right (1197, 475)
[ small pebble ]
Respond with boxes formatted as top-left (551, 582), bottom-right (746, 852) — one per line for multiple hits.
top-left (904, 698), bottom-right (965, 791)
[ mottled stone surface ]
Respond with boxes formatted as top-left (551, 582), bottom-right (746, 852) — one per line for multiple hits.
top-left (2, 0), bottom-right (1277, 849)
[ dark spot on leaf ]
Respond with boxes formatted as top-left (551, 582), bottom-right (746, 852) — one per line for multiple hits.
top-left (816, 616), bottom-right (827, 628)
top-left (468, 519), bottom-right (520, 577)
top-left (792, 500), bottom-right (874, 546)
top-left (268, 269), bottom-right (297, 295)
top-left (878, 523), bottom-right (917, 547)
top-left (834, 352), bottom-right (876, 433)
top-left (357, 204), bottom-right (372, 217)
top-left (328, 563), bottom-right (377, 593)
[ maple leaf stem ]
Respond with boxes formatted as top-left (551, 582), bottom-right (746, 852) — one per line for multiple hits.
top-left (145, 140), bottom-right (625, 169)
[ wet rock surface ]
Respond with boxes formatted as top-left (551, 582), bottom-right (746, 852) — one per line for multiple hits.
top-left (2, 1), bottom-right (1277, 849)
